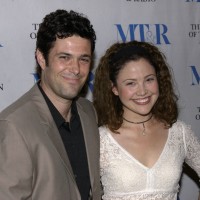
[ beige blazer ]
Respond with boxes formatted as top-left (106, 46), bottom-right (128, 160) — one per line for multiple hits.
top-left (0, 84), bottom-right (101, 200)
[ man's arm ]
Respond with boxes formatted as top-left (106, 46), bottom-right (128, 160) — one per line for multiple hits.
top-left (0, 120), bottom-right (33, 200)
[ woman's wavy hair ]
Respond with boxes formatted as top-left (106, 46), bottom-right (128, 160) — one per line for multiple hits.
top-left (35, 9), bottom-right (96, 78)
top-left (93, 40), bottom-right (178, 132)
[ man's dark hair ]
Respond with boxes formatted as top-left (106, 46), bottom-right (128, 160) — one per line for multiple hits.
top-left (35, 9), bottom-right (96, 77)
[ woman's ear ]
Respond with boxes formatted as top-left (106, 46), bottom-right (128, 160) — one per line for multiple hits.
top-left (111, 82), bottom-right (119, 96)
top-left (36, 49), bottom-right (46, 70)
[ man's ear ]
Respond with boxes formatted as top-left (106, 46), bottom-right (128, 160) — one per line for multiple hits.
top-left (36, 49), bottom-right (46, 70)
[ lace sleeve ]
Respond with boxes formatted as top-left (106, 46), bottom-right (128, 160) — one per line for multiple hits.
top-left (183, 122), bottom-right (200, 179)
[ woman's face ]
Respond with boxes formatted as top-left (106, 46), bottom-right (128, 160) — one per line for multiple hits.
top-left (112, 58), bottom-right (159, 119)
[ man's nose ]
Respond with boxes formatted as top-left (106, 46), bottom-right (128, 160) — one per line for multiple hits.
top-left (70, 58), bottom-right (80, 76)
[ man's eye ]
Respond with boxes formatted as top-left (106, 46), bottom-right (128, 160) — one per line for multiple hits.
top-left (127, 82), bottom-right (136, 86)
top-left (146, 78), bottom-right (155, 82)
top-left (80, 58), bottom-right (90, 63)
top-left (60, 56), bottom-right (69, 59)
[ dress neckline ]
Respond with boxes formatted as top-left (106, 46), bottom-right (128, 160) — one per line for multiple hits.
top-left (106, 127), bottom-right (171, 170)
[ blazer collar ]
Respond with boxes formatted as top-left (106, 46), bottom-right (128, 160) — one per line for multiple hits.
top-left (76, 101), bottom-right (96, 188)
top-left (29, 84), bottom-right (76, 182)
top-left (30, 84), bottom-right (97, 191)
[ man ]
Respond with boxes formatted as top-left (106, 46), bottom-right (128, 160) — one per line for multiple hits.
top-left (0, 9), bottom-right (101, 200)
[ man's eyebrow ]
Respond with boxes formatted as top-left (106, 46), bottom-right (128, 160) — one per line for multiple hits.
top-left (80, 54), bottom-right (92, 58)
top-left (57, 52), bottom-right (91, 58)
top-left (57, 52), bottom-right (71, 56)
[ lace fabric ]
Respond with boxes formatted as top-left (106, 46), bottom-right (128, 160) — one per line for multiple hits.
top-left (102, 192), bottom-right (176, 200)
top-left (100, 120), bottom-right (200, 200)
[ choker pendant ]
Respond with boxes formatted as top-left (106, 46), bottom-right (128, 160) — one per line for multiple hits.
top-left (142, 123), bottom-right (145, 136)
top-left (123, 114), bottom-right (153, 136)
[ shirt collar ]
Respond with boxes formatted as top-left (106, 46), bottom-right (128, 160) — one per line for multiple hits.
top-left (37, 83), bottom-right (78, 129)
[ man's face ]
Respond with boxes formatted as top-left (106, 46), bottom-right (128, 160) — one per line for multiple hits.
top-left (37, 35), bottom-right (92, 102)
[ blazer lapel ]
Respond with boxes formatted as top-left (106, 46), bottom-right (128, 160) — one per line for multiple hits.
top-left (44, 122), bottom-right (75, 178)
top-left (76, 101), bottom-right (99, 189)
top-left (31, 85), bottom-right (76, 183)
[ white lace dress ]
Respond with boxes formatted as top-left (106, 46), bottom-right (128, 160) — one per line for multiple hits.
top-left (100, 120), bottom-right (200, 200)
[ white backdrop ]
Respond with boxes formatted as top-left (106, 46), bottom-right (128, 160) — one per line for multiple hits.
top-left (0, 0), bottom-right (200, 199)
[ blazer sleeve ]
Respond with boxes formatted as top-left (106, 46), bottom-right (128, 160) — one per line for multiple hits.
top-left (0, 120), bottom-right (33, 200)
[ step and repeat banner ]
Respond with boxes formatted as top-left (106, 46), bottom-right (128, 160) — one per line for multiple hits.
top-left (0, 0), bottom-right (200, 199)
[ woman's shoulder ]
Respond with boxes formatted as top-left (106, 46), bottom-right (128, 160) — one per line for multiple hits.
top-left (99, 125), bottom-right (109, 135)
top-left (171, 120), bottom-right (191, 130)
top-left (170, 120), bottom-right (195, 141)
top-left (99, 126), bottom-right (115, 141)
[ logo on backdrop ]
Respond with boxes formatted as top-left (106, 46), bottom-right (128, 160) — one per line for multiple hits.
top-left (189, 24), bottom-right (200, 42)
top-left (31, 73), bottom-right (40, 83)
top-left (115, 24), bottom-right (170, 44)
top-left (186, 0), bottom-right (200, 2)
top-left (196, 107), bottom-right (200, 120)
top-left (189, 66), bottom-right (200, 86)
top-left (88, 72), bottom-right (94, 92)
top-left (126, 0), bottom-right (156, 2)
top-left (187, 66), bottom-right (200, 121)
top-left (0, 83), bottom-right (4, 91)
top-left (1, 43), bottom-right (4, 92)
top-left (30, 23), bottom-right (40, 39)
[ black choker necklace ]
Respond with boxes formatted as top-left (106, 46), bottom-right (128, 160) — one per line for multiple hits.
top-left (123, 114), bottom-right (153, 136)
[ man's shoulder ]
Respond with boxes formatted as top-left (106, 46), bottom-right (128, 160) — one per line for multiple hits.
top-left (77, 97), bottom-right (92, 105)
top-left (76, 97), bottom-right (96, 116)
top-left (0, 84), bottom-right (40, 119)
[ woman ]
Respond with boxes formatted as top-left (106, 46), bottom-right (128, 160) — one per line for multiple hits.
top-left (93, 40), bottom-right (200, 200)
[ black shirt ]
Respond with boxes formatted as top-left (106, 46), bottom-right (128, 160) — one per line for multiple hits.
top-left (38, 84), bottom-right (91, 200)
